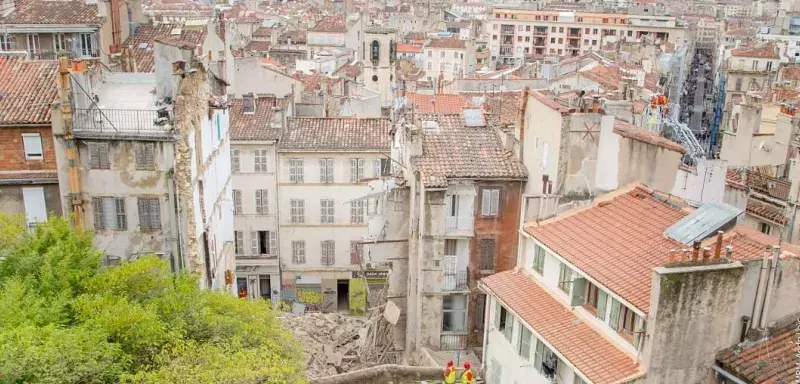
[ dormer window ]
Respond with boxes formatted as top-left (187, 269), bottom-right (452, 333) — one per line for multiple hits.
top-left (243, 94), bottom-right (256, 114)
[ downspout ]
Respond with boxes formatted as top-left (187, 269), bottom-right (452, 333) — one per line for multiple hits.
top-left (167, 168), bottom-right (183, 272)
top-left (58, 57), bottom-right (84, 230)
top-left (758, 244), bottom-right (780, 328)
top-left (517, 86), bottom-right (530, 162)
top-left (749, 246), bottom-right (771, 329)
top-left (274, 139), bottom-right (283, 307)
top-left (416, 177), bottom-right (426, 352)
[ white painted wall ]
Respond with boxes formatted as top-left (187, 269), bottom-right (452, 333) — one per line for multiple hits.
top-left (521, 93), bottom-right (564, 196)
top-left (671, 159), bottom-right (728, 206)
top-left (232, 142), bottom-right (280, 242)
top-left (423, 47), bottom-right (469, 82)
top-left (232, 56), bottom-right (304, 101)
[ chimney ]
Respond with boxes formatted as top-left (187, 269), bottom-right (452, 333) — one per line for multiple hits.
top-left (592, 96), bottom-right (600, 113)
top-left (691, 241), bottom-right (701, 261)
top-left (667, 249), bottom-right (676, 263)
top-left (409, 125), bottom-right (423, 157)
top-left (758, 245), bottom-right (781, 328)
top-left (0, 0), bottom-right (14, 17)
top-left (725, 245), bottom-right (733, 259)
top-left (713, 231), bottom-right (723, 259)
top-left (702, 246), bottom-right (711, 260)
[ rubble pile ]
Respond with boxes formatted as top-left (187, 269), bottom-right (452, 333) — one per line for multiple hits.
top-left (281, 311), bottom-right (398, 379)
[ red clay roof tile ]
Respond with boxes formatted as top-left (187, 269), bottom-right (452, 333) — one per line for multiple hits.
top-left (229, 97), bottom-right (285, 141)
top-left (122, 24), bottom-right (206, 73)
top-left (0, 55), bottom-right (58, 125)
top-left (0, 0), bottom-right (102, 25)
top-left (613, 119), bottom-right (685, 154)
top-left (280, 117), bottom-right (391, 151)
top-left (716, 319), bottom-right (799, 384)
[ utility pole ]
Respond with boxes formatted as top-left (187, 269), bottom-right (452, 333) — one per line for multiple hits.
top-left (57, 56), bottom-right (85, 230)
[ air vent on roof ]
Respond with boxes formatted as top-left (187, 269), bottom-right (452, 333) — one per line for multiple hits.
top-left (421, 120), bottom-right (439, 132)
top-left (171, 28), bottom-right (182, 36)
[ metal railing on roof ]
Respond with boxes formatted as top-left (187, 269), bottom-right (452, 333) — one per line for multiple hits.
top-left (72, 108), bottom-right (172, 135)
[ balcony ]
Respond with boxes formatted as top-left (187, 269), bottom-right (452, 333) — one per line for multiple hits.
top-left (440, 333), bottom-right (468, 350)
top-left (533, 38), bottom-right (546, 47)
top-left (568, 29), bottom-right (581, 37)
top-left (73, 108), bottom-right (173, 138)
top-left (445, 216), bottom-right (474, 236)
top-left (442, 271), bottom-right (469, 292)
top-left (534, 27), bottom-right (548, 36)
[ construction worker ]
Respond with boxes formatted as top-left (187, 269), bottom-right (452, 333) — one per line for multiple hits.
top-left (444, 360), bottom-right (456, 384)
top-left (461, 361), bottom-right (473, 384)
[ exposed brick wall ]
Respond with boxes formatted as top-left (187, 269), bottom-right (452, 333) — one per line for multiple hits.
top-left (0, 126), bottom-right (57, 171)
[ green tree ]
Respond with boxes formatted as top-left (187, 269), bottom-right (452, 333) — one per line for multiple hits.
top-left (0, 216), bottom-right (305, 384)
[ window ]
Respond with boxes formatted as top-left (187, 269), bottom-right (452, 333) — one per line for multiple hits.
top-left (350, 200), bottom-right (365, 224)
top-left (254, 149), bottom-right (268, 172)
top-left (584, 28), bottom-right (590, 34)
top-left (474, 294), bottom-right (486, 331)
top-left (496, 303), bottom-right (513, 340)
top-left (592, 40), bottom-right (597, 46)
top-left (533, 244), bottom-right (546, 274)
top-left (518, 325), bottom-right (532, 359)
top-left (479, 238), bottom-right (495, 271)
top-left (440, 51), bottom-right (445, 58)
top-left (559, 27), bottom-right (564, 33)
top-left (557, 262), bottom-right (573, 293)
top-left (370, 40), bottom-right (380, 63)
top-left (585, 281), bottom-right (608, 320)
top-left (427, 62), bottom-right (432, 70)
top-left (492, 35), bottom-right (497, 40)
top-left (609, 298), bottom-right (645, 348)
top-left (242, 94), bottom-right (255, 113)
top-left (481, 188), bottom-right (500, 216)
top-left (627, 30), bottom-right (633, 37)
top-left (319, 158), bottom-right (334, 183)
top-left (350, 241), bottom-right (363, 265)
top-left (525, 36), bottom-right (530, 42)
top-left (234, 231), bottom-right (244, 255)
top-left (26, 34), bottom-right (39, 54)
top-left (444, 238), bottom-right (457, 256)
top-left (558, 38), bottom-right (563, 44)
top-left (320, 199), bottom-right (334, 223)
top-left (550, 37), bottom-right (555, 43)
top-left (427, 50), bottom-right (432, 57)
top-left (251, 230), bottom-right (277, 255)
top-left (526, 25), bottom-right (531, 31)
top-left (52, 34), bottom-right (67, 52)
top-left (442, 295), bottom-right (467, 332)
top-left (349, 158), bottom-right (365, 183)
top-left (255, 189), bottom-right (268, 214)
top-left (137, 197), bottom-right (161, 230)
top-left (593, 28), bottom-right (598, 34)
top-left (574, 376), bottom-right (587, 384)
top-left (751, 60), bottom-right (758, 71)
top-left (78, 33), bottom-right (95, 57)
top-left (517, 36), bottom-right (522, 42)
top-left (759, 222), bottom-right (771, 235)
top-left (0, 34), bottom-right (13, 50)
top-left (291, 241), bottom-right (306, 264)
top-left (88, 142), bottom-right (110, 169)
top-left (290, 199), bottom-right (305, 223)
top-left (767, 61), bottom-right (773, 71)
top-left (92, 197), bottom-right (126, 230)
top-left (550, 26), bottom-right (556, 32)
top-left (288, 158), bottom-right (304, 182)
top-left (134, 142), bottom-right (155, 171)
top-left (22, 133), bottom-right (43, 160)
top-left (233, 189), bottom-right (242, 214)
top-left (231, 148), bottom-right (240, 172)
top-left (735, 77), bottom-right (743, 91)
top-left (373, 158), bottom-right (390, 177)
top-left (583, 39), bottom-right (589, 45)
top-left (320, 240), bottom-right (335, 265)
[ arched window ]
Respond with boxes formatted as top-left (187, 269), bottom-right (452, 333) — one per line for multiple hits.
top-left (389, 39), bottom-right (396, 62)
top-left (371, 40), bottom-right (380, 64)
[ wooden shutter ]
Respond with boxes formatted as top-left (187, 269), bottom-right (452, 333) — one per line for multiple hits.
top-left (269, 231), bottom-right (277, 255)
top-left (115, 198), bottom-right (127, 230)
top-left (481, 189), bottom-right (491, 215)
top-left (135, 143), bottom-right (145, 170)
top-left (255, 190), bottom-right (263, 214)
top-left (98, 143), bottom-right (109, 169)
top-left (494, 300), bottom-right (501, 329)
top-left (251, 231), bottom-right (259, 255)
top-left (491, 189), bottom-right (500, 215)
top-left (596, 290), bottom-right (608, 320)
top-left (149, 198), bottom-right (160, 228)
top-left (288, 159), bottom-right (296, 182)
top-left (92, 198), bottom-right (104, 229)
top-left (633, 315), bottom-right (645, 350)
top-left (608, 298), bottom-right (621, 331)
top-left (570, 277), bottom-right (586, 306)
top-left (298, 200), bottom-right (304, 223)
top-left (297, 159), bottom-right (304, 182)
top-left (144, 143), bottom-right (155, 170)
top-left (89, 143), bottom-right (100, 169)
top-left (319, 159), bottom-right (326, 182)
top-left (350, 158), bottom-right (357, 183)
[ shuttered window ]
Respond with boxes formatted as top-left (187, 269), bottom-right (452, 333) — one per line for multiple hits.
top-left (290, 199), bottom-right (305, 223)
top-left (22, 133), bottom-right (43, 159)
top-left (350, 200), bottom-right (365, 224)
top-left (479, 238), bottom-right (496, 271)
top-left (291, 241), bottom-right (306, 264)
top-left (320, 199), bottom-right (334, 223)
top-left (231, 148), bottom-right (240, 172)
top-left (557, 262), bottom-right (573, 293)
top-left (321, 240), bottom-right (335, 266)
top-left (137, 197), bottom-right (161, 230)
top-left (349, 158), bottom-right (365, 183)
top-left (92, 197), bottom-right (126, 230)
top-left (233, 189), bottom-right (242, 214)
top-left (481, 188), bottom-right (500, 216)
top-left (319, 158), bottom-right (334, 183)
top-left (289, 158), bottom-right (304, 182)
top-left (234, 231), bottom-right (244, 255)
top-left (89, 142), bottom-right (110, 169)
top-left (134, 142), bottom-right (156, 171)
top-left (255, 189), bottom-right (268, 214)
top-left (254, 149), bottom-right (268, 172)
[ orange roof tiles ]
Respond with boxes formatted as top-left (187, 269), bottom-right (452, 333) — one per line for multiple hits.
top-left (244, 40), bottom-right (271, 52)
top-left (613, 119), bottom-right (685, 154)
top-left (425, 38), bottom-right (467, 50)
top-left (481, 271), bottom-right (643, 384)
top-left (310, 15), bottom-right (346, 33)
top-left (229, 98), bottom-right (284, 141)
top-left (716, 318), bottom-right (799, 384)
top-left (396, 43), bottom-right (423, 54)
top-left (745, 199), bottom-right (788, 224)
top-left (122, 23), bottom-right (206, 73)
top-left (531, 91), bottom-right (570, 113)
top-left (281, 117), bottom-right (391, 151)
top-left (0, 0), bottom-right (101, 25)
top-left (731, 43), bottom-right (779, 59)
top-left (0, 55), bottom-right (58, 125)
top-left (406, 93), bottom-right (467, 113)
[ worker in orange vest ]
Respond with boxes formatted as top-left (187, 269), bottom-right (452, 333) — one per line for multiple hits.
top-left (461, 361), bottom-right (474, 384)
top-left (444, 360), bottom-right (456, 383)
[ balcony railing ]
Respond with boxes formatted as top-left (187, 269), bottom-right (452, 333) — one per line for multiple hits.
top-left (443, 271), bottom-right (468, 291)
top-left (73, 108), bottom-right (173, 136)
top-left (440, 333), bottom-right (468, 350)
top-left (445, 216), bottom-right (474, 234)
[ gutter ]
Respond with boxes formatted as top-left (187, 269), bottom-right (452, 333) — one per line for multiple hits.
top-left (0, 178), bottom-right (59, 185)
top-left (711, 364), bottom-right (749, 384)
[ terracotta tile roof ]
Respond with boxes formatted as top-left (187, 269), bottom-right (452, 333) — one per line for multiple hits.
top-left (333, 60), bottom-right (362, 79)
top-left (0, 0), bottom-right (101, 25)
top-left (244, 40), bottom-right (271, 52)
top-left (745, 199), bottom-right (788, 224)
top-left (481, 271), bottom-right (643, 384)
top-left (732, 43), bottom-right (779, 59)
top-left (412, 114), bottom-right (527, 187)
top-left (483, 91), bottom-right (523, 127)
top-left (405, 31), bottom-right (425, 42)
top-left (406, 93), bottom-right (467, 113)
top-left (280, 117), bottom-right (391, 151)
top-left (396, 43), bottom-right (423, 54)
top-left (310, 15), bottom-right (346, 33)
top-left (613, 119), bottom-right (685, 154)
top-left (122, 24), bottom-right (206, 73)
top-left (580, 65), bottom-right (623, 91)
top-left (781, 65), bottom-right (800, 81)
top-left (0, 55), bottom-right (58, 125)
top-left (292, 71), bottom-right (324, 91)
top-left (0, 170), bottom-right (58, 182)
top-left (252, 27), bottom-right (274, 38)
top-left (229, 97), bottom-right (285, 141)
top-left (279, 29), bottom-right (307, 44)
top-left (525, 186), bottom-right (688, 313)
top-left (724, 27), bottom-right (756, 37)
top-left (716, 318), bottom-right (799, 384)
top-left (531, 91), bottom-right (570, 113)
top-left (425, 38), bottom-right (467, 50)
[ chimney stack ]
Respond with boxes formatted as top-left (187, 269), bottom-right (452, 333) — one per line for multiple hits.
top-left (592, 96), bottom-right (600, 113)
top-left (691, 241), bottom-right (701, 261)
top-left (702, 246), bottom-right (711, 260)
top-left (725, 245), bottom-right (733, 259)
top-left (714, 231), bottom-right (723, 259)
top-left (667, 249), bottom-right (676, 263)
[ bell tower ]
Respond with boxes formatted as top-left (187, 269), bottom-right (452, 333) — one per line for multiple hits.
top-left (362, 25), bottom-right (398, 110)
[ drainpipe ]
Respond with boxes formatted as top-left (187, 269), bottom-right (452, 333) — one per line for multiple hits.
top-left (749, 246), bottom-right (771, 329)
top-left (58, 57), bottom-right (85, 230)
top-left (758, 244), bottom-right (781, 328)
top-left (167, 169), bottom-right (182, 272)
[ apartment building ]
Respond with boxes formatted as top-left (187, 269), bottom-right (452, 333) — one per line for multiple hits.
top-left (230, 95), bottom-right (289, 302)
top-left (724, 43), bottom-right (780, 97)
top-left (487, 8), bottom-right (686, 65)
top-left (0, 55), bottom-right (62, 225)
top-left (423, 38), bottom-right (474, 82)
top-left (0, 0), bottom-right (146, 62)
top-left (307, 14), bottom-right (362, 60)
top-left (384, 111), bottom-right (527, 352)
top-left (277, 117), bottom-right (391, 314)
top-left (51, 40), bottom-right (234, 290)
top-left (480, 185), bottom-right (800, 383)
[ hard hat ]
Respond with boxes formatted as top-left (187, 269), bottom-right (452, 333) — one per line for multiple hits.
top-left (447, 360), bottom-right (454, 367)
top-left (464, 361), bottom-right (471, 370)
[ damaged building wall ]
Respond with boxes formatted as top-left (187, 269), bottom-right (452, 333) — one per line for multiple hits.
top-left (521, 93), bottom-right (565, 196)
top-left (643, 263), bottom-right (745, 383)
top-left (616, 137), bottom-right (681, 193)
top-left (560, 113), bottom-right (603, 201)
top-left (670, 159), bottom-right (728, 206)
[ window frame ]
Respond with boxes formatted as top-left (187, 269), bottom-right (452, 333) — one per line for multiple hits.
top-left (480, 187), bottom-right (501, 217)
top-left (320, 199), bottom-right (335, 224)
top-left (478, 237), bottom-right (496, 271)
top-left (290, 199), bottom-right (305, 223)
top-left (291, 240), bottom-right (306, 264)
top-left (92, 197), bottom-right (127, 230)
top-left (233, 189), bottom-right (243, 214)
top-left (319, 158), bottom-right (334, 183)
top-left (134, 142), bottom-right (156, 171)
top-left (254, 148), bottom-right (268, 172)
top-left (22, 133), bottom-right (43, 160)
top-left (137, 197), bottom-right (162, 230)
top-left (441, 294), bottom-right (467, 333)
top-left (321, 240), bottom-right (335, 266)
top-left (557, 262), bottom-right (573, 294)
top-left (255, 189), bottom-right (269, 215)
top-left (231, 148), bottom-right (240, 172)
top-left (88, 142), bottom-right (110, 169)
top-left (289, 158), bottom-right (304, 183)
top-left (350, 200), bottom-right (365, 224)
top-left (532, 244), bottom-right (546, 274)
top-left (234, 230), bottom-right (244, 255)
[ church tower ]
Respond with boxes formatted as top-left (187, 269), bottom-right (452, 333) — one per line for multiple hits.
top-left (362, 25), bottom-right (398, 110)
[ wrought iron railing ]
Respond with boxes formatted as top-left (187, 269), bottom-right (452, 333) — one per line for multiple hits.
top-left (443, 271), bottom-right (469, 291)
top-left (72, 108), bottom-right (172, 135)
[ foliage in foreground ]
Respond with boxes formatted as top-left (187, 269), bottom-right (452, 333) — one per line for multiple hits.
top-left (0, 215), bottom-right (305, 384)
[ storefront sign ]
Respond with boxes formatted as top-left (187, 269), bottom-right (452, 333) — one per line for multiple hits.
top-left (352, 270), bottom-right (389, 280)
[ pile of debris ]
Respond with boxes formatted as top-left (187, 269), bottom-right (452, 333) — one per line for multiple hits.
top-left (280, 307), bottom-right (400, 379)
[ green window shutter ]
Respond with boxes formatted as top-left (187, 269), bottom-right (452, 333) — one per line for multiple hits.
top-left (570, 277), bottom-right (586, 306)
top-left (608, 298), bottom-right (621, 331)
top-left (633, 315), bottom-right (645, 350)
top-left (596, 290), bottom-right (608, 320)
top-left (494, 300), bottom-right (501, 329)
